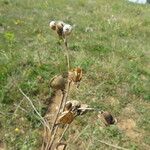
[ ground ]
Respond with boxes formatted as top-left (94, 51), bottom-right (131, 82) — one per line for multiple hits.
top-left (0, 0), bottom-right (150, 149)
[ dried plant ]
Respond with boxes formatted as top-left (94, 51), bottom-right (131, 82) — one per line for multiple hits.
top-left (42, 20), bottom-right (74, 150)
top-left (44, 20), bottom-right (120, 150)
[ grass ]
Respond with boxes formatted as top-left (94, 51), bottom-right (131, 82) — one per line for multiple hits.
top-left (0, 0), bottom-right (150, 149)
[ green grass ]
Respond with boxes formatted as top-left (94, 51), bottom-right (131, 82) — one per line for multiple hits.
top-left (0, 0), bottom-right (150, 149)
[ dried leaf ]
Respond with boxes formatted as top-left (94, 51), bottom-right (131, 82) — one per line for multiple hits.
top-left (57, 111), bottom-right (75, 125)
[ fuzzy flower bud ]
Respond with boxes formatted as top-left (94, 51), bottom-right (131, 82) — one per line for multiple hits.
top-left (49, 21), bottom-right (56, 30)
top-left (63, 24), bottom-right (72, 36)
top-left (57, 21), bottom-right (65, 28)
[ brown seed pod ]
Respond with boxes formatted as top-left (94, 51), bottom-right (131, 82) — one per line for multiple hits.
top-left (56, 21), bottom-right (65, 38)
top-left (68, 67), bottom-right (82, 83)
top-left (69, 100), bottom-right (81, 110)
top-left (65, 102), bottom-right (72, 111)
top-left (49, 21), bottom-right (56, 30)
top-left (55, 142), bottom-right (67, 150)
top-left (56, 111), bottom-right (75, 125)
top-left (98, 111), bottom-right (117, 126)
top-left (50, 75), bottom-right (67, 91)
top-left (65, 100), bottom-right (82, 116)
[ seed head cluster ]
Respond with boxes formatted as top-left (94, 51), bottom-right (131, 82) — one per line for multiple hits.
top-left (49, 20), bottom-right (72, 38)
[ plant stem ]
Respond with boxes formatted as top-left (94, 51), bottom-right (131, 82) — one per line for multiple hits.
top-left (47, 80), bottom-right (71, 149)
top-left (64, 37), bottom-right (70, 70)
top-left (45, 92), bottom-right (65, 150)
top-left (58, 124), bottom-right (70, 143)
top-left (18, 88), bottom-right (50, 132)
top-left (97, 140), bottom-right (129, 150)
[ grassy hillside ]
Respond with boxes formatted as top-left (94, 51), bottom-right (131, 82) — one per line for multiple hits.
top-left (0, 0), bottom-right (150, 149)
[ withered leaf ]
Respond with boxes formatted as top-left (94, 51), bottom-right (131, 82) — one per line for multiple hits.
top-left (57, 111), bottom-right (75, 125)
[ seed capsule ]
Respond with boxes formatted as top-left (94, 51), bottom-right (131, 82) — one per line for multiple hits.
top-left (49, 21), bottom-right (56, 30)
top-left (50, 75), bottom-right (67, 91)
top-left (56, 21), bottom-right (65, 37)
top-left (98, 111), bottom-right (117, 126)
top-left (63, 24), bottom-right (72, 36)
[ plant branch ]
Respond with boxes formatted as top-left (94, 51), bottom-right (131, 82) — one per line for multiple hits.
top-left (97, 140), bottom-right (129, 150)
top-left (61, 81), bottom-right (71, 112)
top-left (50, 92), bottom-right (66, 134)
top-left (18, 88), bottom-right (50, 132)
top-left (58, 124), bottom-right (70, 143)
top-left (47, 83), bottom-right (71, 149)
top-left (72, 125), bottom-right (89, 143)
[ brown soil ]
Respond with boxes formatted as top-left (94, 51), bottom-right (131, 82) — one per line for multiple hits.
top-left (117, 104), bottom-right (141, 140)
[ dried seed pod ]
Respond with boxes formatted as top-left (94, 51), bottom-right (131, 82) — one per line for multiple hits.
top-left (66, 100), bottom-right (81, 115)
top-left (49, 21), bottom-right (56, 30)
top-left (50, 75), bottom-right (67, 91)
top-left (56, 111), bottom-right (75, 125)
top-left (70, 100), bottom-right (81, 110)
top-left (68, 67), bottom-right (82, 83)
top-left (65, 101), bottom-right (72, 111)
top-left (98, 111), bottom-right (117, 126)
top-left (56, 21), bottom-right (65, 38)
top-left (63, 24), bottom-right (72, 36)
top-left (55, 142), bottom-right (67, 150)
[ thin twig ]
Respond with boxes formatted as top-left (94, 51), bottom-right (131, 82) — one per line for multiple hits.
top-left (97, 140), bottom-right (129, 150)
top-left (18, 88), bottom-right (50, 132)
top-left (61, 81), bottom-right (71, 112)
top-left (12, 98), bottom-right (25, 119)
top-left (77, 108), bottom-right (102, 112)
top-left (58, 124), bottom-right (70, 143)
top-left (41, 126), bottom-right (46, 150)
top-left (42, 120), bottom-right (52, 150)
top-left (14, 103), bottom-right (28, 113)
top-left (66, 125), bottom-right (89, 150)
top-left (50, 92), bottom-right (66, 134)
top-left (47, 126), bottom-right (59, 150)
top-left (72, 125), bottom-right (89, 143)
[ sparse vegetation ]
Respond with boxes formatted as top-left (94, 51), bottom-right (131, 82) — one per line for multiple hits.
top-left (0, 0), bottom-right (150, 149)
